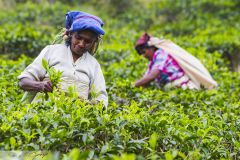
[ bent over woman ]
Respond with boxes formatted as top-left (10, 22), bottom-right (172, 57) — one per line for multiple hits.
top-left (134, 33), bottom-right (217, 90)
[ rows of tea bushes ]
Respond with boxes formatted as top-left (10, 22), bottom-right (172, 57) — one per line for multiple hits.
top-left (0, 55), bottom-right (239, 159)
top-left (0, 1), bottom-right (97, 57)
top-left (0, 55), bottom-right (239, 156)
top-left (0, 0), bottom-right (239, 159)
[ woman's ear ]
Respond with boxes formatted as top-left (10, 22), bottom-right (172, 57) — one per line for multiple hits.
top-left (94, 35), bottom-right (100, 43)
top-left (68, 31), bottom-right (73, 37)
top-left (90, 36), bottom-right (101, 55)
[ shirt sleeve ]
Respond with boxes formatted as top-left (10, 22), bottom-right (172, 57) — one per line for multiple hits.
top-left (18, 45), bottom-right (50, 81)
top-left (91, 63), bottom-right (108, 108)
top-left (152, 49), bottom-right (168, 71)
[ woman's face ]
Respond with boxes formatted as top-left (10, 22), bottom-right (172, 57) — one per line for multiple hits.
top-left (140, 47), bottom-right (155, 61)
top-left (70, 30), bottom-right (97, 56)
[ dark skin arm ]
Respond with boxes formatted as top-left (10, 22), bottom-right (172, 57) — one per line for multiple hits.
top-left (19, 77), bottom-right (53, 92)
top-left (135, 69), bottom-right (161, 87)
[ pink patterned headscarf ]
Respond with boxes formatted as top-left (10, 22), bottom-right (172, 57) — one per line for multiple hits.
top-left (135, 33), bottom-right (151, 54)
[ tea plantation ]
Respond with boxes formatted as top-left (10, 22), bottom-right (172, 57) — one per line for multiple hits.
top-left (0, 0), bottom-right (239, 159)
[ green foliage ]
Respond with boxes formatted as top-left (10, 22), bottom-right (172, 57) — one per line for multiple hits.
top-left (0, 56), bottom-right (239, 159)
top-left (42, 58), bottom-right (62, 88)
top-left (0, 24), bottom-right (53, 57)
top-left (0, 1), bottom-right (95, 57)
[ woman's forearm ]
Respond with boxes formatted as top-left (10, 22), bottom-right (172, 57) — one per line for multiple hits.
top-left (19, 78), bottom-right (42, 91)
top-left (135, 76), bottom-right (154, 87)
top-left (135, 69), bottom-right (160, 87)
top-left (19, 78), bottom-right (53, 92)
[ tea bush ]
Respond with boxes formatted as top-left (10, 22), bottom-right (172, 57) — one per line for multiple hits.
top-left (0, 54), bottom-right (239, 159)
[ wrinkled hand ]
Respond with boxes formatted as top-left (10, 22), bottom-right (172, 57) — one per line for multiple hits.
top-left (38, 80), bottom-right (53, 92)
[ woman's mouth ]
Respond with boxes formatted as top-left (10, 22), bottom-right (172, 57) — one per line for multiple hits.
top-left (75, 46), bottom-right (87, 54)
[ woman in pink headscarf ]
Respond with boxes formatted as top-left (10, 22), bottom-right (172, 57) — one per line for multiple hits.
top-left (134, 33), bottom-right (217, 90)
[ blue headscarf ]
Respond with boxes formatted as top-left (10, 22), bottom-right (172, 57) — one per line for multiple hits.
top-left (65, 11), bottom-right (105, 35)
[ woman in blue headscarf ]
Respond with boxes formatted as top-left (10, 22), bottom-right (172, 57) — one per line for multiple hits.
top-left (18, 11), bottom-right (108, 108)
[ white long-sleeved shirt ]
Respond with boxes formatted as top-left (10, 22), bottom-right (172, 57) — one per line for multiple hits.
top-left (18, 44), bottom-right (108, 107)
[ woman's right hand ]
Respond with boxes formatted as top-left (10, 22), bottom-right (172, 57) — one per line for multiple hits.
top-left (38, 80), bottom-right (53, 92)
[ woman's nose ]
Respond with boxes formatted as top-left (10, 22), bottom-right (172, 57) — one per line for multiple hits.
top-left (142, 52), bottom-right (147, 58)
top-left (78, 39), bottom-right (85, 47)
